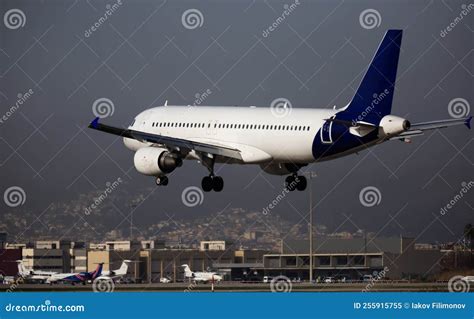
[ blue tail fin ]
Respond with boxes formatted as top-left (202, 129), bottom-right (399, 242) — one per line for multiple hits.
top-left (91, 263), bottom-right (103, 279)
top-left (343, 29), bottom-right (403, 125)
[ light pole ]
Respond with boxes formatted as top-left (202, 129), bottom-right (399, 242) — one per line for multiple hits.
top-left (129, 204), bottom-right (138, 240)
top-left (302, 171), bottom-right (317, 282)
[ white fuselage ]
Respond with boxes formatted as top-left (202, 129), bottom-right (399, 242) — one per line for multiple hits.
top-left (124, 105), bottom-right (338, 164)
top-left (186, 272), bottom-right (223, 282)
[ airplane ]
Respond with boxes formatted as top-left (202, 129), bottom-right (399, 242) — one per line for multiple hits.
top-left (46, 263), bottom-right (104, 285)
top-left (89, 29), bottom-right (471, 192)
top-left (16, 260), bottom-right (57, 283)
top-left (99, 260), bottom-right (131, 281)
top-left (181, 264), bottom-right (223, 283)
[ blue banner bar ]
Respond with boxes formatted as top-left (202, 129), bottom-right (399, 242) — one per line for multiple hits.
top-left (0, 292), bottom-right (473, 319)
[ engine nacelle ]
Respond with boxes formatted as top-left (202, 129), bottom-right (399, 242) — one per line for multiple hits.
top-left (260, 163), bottom-right (306, 176)
top-left (133, 147), bottom-right (182, 176)
top-left (379, 115), bottom-right (410, 137)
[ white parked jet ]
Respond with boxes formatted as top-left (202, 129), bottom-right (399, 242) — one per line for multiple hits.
top-left (182, 264), bottom-right (223, 283)
top-left (89, 30), bottom-right (471, 192)
top-left (16, 260), bottom-right (56, 283)
top-left (100, 260), bottom-right (131, 281)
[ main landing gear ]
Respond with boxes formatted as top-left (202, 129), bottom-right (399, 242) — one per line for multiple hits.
top-left (199, 154), bottom-right (224, 192)
top-left (285, 174), bottom-right (307, 191)
top-left (201, 175), bottom-right (224, 192)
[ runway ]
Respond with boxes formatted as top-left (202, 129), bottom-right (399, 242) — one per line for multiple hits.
top-left (2, 282), bottom-right (468, 292)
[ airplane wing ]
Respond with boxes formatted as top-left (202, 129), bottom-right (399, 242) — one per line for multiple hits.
top-left (390, 116), bottom-right (471, 140)
top-left (88, 117), bottom-right (242, 160)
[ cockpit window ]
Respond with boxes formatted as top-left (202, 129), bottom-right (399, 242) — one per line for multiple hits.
top-left (130, 119), bottom-right (136, 127)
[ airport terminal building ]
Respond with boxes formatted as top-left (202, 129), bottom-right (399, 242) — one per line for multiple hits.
top-left (262, 236), bottom-right (443, 281)
top-left (0, 233), bottom-right (458, 283)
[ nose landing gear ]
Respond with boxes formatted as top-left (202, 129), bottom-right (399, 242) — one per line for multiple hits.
top-left (155, 176), bottom-right (169, 186)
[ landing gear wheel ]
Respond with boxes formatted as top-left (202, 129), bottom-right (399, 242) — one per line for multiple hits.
top-left (296, 175), bottom-right (307, 191)
top-left (156, 176), bottom-right (168, 186)
top-left (202, 176), bottom-right (213, 192)
top-left (285, 175), bottom-right (296, 191)
top-left (213, 176), bottom-right (224, 192)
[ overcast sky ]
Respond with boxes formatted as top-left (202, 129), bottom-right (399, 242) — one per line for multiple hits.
top-left (0, 0), bottom-right (472, 243)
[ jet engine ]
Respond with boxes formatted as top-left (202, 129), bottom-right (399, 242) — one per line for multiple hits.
top-left (379, 115), bottom-right (410, 137)
top-left (133, 147), bottom-right (182, 176)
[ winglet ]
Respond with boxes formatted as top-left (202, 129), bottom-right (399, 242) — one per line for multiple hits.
top-left (465, 116), bottom-right (472, 129)
top-left (89, 117), bottom-right (100, 129)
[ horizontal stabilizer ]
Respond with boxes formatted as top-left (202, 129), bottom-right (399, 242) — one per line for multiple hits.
top-left (325, 118), bottom-right (377, 137)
